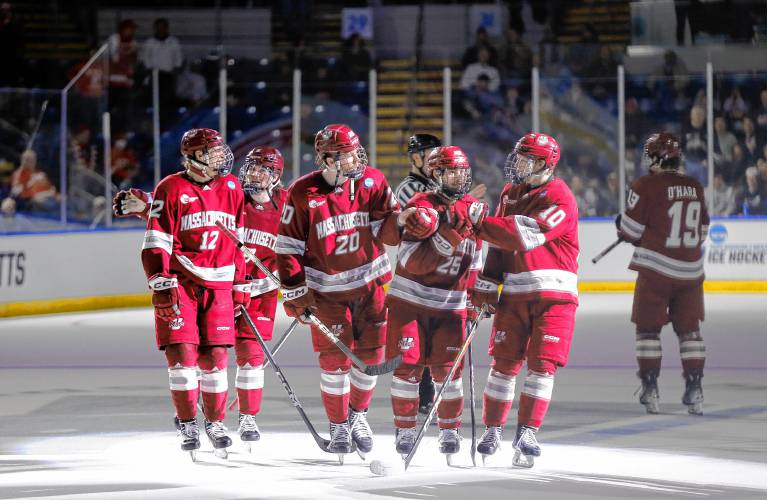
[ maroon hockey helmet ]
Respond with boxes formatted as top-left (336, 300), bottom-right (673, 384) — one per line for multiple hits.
top-left (644, 132), bottom-right (682, 170)
top-left (504, 132), bottom-right (560, 184)
top-left (314, 124), bottom-right (367, 179)
top-left (180, 128), bottom-right (234, 178)
top-left (240, 146), bottom-right (284, 194)
top-left (427, 145), bottom-right (472, 200)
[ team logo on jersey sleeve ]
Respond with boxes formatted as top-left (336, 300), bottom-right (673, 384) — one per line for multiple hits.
top-left (169, 317), bottom-right (185, 331)
top-left (227, 180), bottom-right (236, 190)
top-left (179, 194), bottom-right (198, 204)
top-left (494, 330), bottom-right (507, 343)
top-left (398, 337), bottom-right (415, 351)
top-left (363, 177), bottom-right (374, 189)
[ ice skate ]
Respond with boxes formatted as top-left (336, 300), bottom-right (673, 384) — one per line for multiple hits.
top-left (238, 413), bottom-right (261, 452)
top-left (438, 428), bottom-right (461, 466)
top-left (177, 418), bottom-right (200, 462)
top-left (477, 426), bottom-right (502, 466)
top-left (636, 370), bottom-right (660, 414)
top-left (204, 419), bottom-right (232, 459)
top-left (395, 427), bottom-right (417, 457)
top-left (512, 425), bottom-right (540, 468)
top-left (328, 422), bottom-right (353, 464)
top-left (682, 371), bottom-right (704, 415)
top-left (348, 407), bottom-right (373, 459)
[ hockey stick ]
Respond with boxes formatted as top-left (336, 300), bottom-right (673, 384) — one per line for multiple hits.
top-left (227, 318), bottom-right (300, 411)
top-left (239, 306), bottom-right (333, 453)
top-left (403, 304), bottom-right (489, 471)
top-left (26, 99), bottom-right (49, 150)
top-left (591, 238), bottom-right (623, 264)
top-left (216, 220), bottom-right (402, 376)
top-left (468, 341), bottom-right (477, 467)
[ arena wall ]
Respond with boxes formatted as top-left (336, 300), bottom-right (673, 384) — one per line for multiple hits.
top-left (1, 220), bottom-right (765, 317)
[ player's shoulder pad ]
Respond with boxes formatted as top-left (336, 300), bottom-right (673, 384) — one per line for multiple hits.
top-left (406, 191), bottom-right (437, 209)
top-left (155, 172), bottom-right (184, 196)
top-left (359, 166), bottom-right (388, 188)
top-left (545, 177), bottom-right (577, 205)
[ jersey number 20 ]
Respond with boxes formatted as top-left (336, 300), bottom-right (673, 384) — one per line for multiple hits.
top-left (666, 200), bottom-right (701, 248)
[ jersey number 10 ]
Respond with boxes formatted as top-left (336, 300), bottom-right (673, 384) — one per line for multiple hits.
top-left (666, 200), bottom-right (701, 248)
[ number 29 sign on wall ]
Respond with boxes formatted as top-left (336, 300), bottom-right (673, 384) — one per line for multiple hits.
top-left (342, 8), bottom-right (373, 40)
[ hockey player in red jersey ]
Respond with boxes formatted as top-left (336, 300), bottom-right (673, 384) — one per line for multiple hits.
top-left (386, 145), bottom-right (487, 463)
top-left (617, 132), bottom-right (709, 415)
top-left (232, 146), bottom-right (288, 448)
top-left (113, 145), bottom-right (288, 450)
top-left (141, 128), bottom-right (250, 459)
top-left (468, 132), bottom-right (579, 468)
top-left (276, 124), bottom-right (402, 460)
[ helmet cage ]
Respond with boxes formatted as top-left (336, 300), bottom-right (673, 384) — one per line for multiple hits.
top-left (435, 167), bottom-right (472, 200)
top-left (504, 152), bottom-right (548, 184)
top-left (187, 143), bottom-right (234, 179)
top-left (239, 159), bottom-right (279, 195)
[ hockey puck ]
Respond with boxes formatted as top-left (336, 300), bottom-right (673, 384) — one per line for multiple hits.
top-left (370, 459), bottom-right (405, 476)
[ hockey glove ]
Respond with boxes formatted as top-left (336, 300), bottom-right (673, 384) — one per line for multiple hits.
top-left (469, 276), bottom-right (499, 316)
top-left (232, 279), bottom-right (252, 317)
top-left (614, 214), bottom-right (622, 231)
top-left (113, 188), bottom-right (151, 219)
top-left (281, 285), bottom-right (316, 323)
top-left (399, 206), bottom-right (439, 239)
top-left (148, 273), bottom-right (180, 321)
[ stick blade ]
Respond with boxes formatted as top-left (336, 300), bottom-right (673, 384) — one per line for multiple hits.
top-left (363, 355), bottom-right (402, 375)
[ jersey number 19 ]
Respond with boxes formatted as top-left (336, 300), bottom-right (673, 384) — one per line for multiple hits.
top-left (666, 200), bottom-right (701, 248)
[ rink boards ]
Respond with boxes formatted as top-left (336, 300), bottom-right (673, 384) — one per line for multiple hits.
top-left (1, 218), bottom-right (766, 317)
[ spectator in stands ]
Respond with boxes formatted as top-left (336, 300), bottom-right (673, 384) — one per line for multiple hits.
top-left (584, 45), bottom-right (618, 100)
top-left (598, 171), bottom-right (620, 215)
top-left (742, 116), bottom-right (758, 161)
top-left (675, 0), bottom-right (702, 45)
top-left (569, 174), bottom-right (598, 217)
top-left (67, 46), bottom-right (106, 134)
top-left (111, 134), bottom-right (139, 190)
top-left (461, 26), bottom-right (498, 69)
top-left (306, 64), bottom-right (336, 101)
top-left (70, 125), bottom-right (97, 172)
top-left (141, 18), bottom-right (184, 130)
top-left (708, 173), bottom-right (736, 216)
top-left (713, 116), bottom-right (737, 171)
top-left (462, 74), bottom-right (504, 120)
top-left (739, 166), bottom-right (767, 215)
top-left (108, 19), bottom-right (139, 134)
top-left (9, 150), bottom-right (58, 212)
top-left (755, 88), bottom-right (767, 150)
top-left (460, 47), bottom-right (500, 92)
top-left (176, 60), bottom-right (208, 107)
top-left (724, 143), bottom-right (749, 184)
top-left (287, 34), bottom-right (311, 72)
top-left (648, 50), bottom-right (689, 94)
top-left (499, 27), bottom-right (532, 80)
top-left (340, 33), bottom-right (372, 81)
top-left (760, 144), bottom-right (767, 166)
top-left (625, 97), bottom-right (650, 151)
top-left (683, 105), bottom-right (707, 164)
top-left (0, 2), bottom-right (24, 86)
top-left (724, 86), bottom-right (748, 121)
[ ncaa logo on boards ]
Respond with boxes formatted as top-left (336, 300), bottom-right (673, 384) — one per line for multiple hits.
top-left (169, 318), bottom-right (185, 331)
top-left (494, 330), bottom-right (507, 343)
top-left (180, 194), bottom-right (198, 204)
top-left (363, 177), bottom-right (374, 189)
top-left (227, 180), bottom-right (236, 190)
top-left (709, 224), bottom-right (727, 245)
top-left (399, 337), bottom-right (415, 351)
